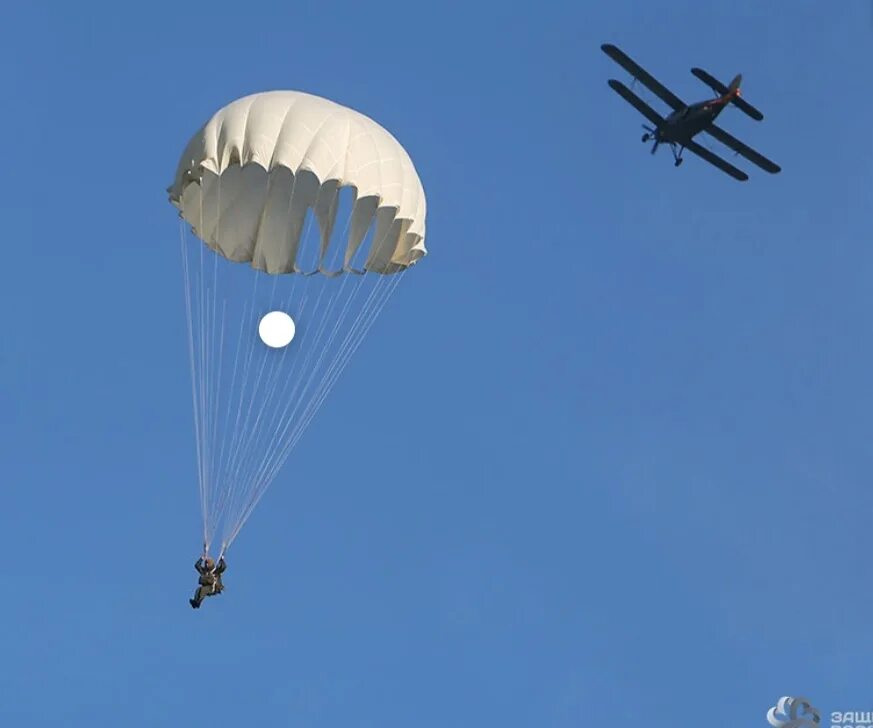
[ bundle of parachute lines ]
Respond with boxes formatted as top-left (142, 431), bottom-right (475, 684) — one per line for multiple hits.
top-left (168, 90), bottom-right (427, 573)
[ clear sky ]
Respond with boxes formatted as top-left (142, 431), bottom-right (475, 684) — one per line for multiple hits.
top-left (1, 1), bottom-right (872, 725)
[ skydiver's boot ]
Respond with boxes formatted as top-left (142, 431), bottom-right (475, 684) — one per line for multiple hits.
top-left (190, 598), bottom-right (200, 608)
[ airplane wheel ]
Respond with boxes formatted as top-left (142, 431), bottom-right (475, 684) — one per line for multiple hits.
top-left (674, 158), bottom-right (683, 167)
top-left (641, 133), bottom-right (650, 142)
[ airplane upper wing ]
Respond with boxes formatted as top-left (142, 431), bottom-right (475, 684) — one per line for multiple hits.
top-left (607, 79), bottom-right (665, 127)
top-left (602, 44), bottom-right (685, 110)
top-left (705, 124), bottom-right (781, 173)
top-left (691, 68), bottom-right (764, 120)
top-left (684, 140), bottom-right (749, 181)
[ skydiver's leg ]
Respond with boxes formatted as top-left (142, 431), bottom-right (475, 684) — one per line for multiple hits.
top-left (191, 585), bottom-right (211, 607)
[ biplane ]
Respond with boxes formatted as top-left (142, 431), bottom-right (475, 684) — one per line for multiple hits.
top-left (601, 43), bottom-right (781, 181)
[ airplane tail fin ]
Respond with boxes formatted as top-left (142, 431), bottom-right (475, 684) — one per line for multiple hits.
top-left (726, 73), bottom-right (767, 120)
top-left (691, 67), bottom-right (764, 121)
top-left (727, 73), bottom-right (742, 96)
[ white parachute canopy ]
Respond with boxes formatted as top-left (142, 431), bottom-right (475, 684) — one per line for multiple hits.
top-left (169, 91), bottom-right (427, 557)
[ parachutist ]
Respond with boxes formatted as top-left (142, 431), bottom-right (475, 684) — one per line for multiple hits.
top-left (189, 556), bottom-right (226, 609)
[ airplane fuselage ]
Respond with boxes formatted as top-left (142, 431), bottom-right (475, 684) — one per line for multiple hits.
top-left (656, 98), bottom-right (729, 145)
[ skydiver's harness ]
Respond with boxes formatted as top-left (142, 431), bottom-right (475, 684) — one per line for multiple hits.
top-left (199, 549), bottom-right (226, 595)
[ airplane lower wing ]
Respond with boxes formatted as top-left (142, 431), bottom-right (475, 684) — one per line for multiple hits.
top-left (607, 79), bottom-right (665, 128)
top-left (705, 124), bottom-right (781, 173)
top-left (602, 44), bottom-right (685, 111)
top-left (684, 140), bottom-right (749, 181)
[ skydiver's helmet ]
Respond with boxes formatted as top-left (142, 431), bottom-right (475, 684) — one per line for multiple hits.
top-left (204, 558), bottom-right (215, 570)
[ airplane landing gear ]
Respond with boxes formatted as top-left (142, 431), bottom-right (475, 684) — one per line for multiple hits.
top-left (639, 123), bottom-right (686, 168)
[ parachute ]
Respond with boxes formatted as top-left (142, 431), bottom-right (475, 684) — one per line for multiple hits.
top-left (168, 91), bottom-right (427, 557)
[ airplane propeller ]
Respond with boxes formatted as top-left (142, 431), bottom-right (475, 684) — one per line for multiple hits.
top-left (641, 124), bottom-right (658, 153)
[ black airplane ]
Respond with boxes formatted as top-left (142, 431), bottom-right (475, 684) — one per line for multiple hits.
top-left (601, 43), bottom-right (781, 181)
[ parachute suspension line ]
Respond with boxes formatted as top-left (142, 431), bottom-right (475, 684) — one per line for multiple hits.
top-left (197, 231), bottom-right (209, 542)
top-left (226, 219), bottom-right (350, 503)
top-left (216, 168), bottom-right (298, 507)
top-left (206, 297), bottom-right (229, 549)
top-left (227, 271), bottom-right (403, 547)
top-left (224, 247), bottom-right (405, 548)
top-left (198, 249), bottom-right (214, 548)
top-left (180, 221), bottom-right (208, 548)
top-left (222, 286), bottom-right (301, 508)
top-left (209, 294), bottom-right (249, 540)
top-left (252, 271), bottom-right (402, 505)
top-left (182, 179), bottom-right (414, 553)
top-left (214, 180), bottom-right (348, 548)
top-left (200, 182), bottom-right (223, 552)
top-left (221, 268), bottom-right (297, 488)
top-left (204, 178), bottom-right (223, 551)
top-left (281, 270), bottom-right (404, 466)
top-left (304, 271), bottom-right (402, 429)
top-left (219, 173), bottom-right (312, 548)
top-left (207, 170), bottom-right (271, 547)
top-left (217, 284), bottom-right (299, 541)
top-left (210, 269), bottom-right (261, 541)
top-left (221, 193), bottom-right (370, 546)
top-left (295, 271), bottom-right (401, 449)
top-left (215, 187), bottom-right (314, 546)
top-left (205, 249), bottom-right (224, 548)
top-left (183, 220), bottom-right (219, 551)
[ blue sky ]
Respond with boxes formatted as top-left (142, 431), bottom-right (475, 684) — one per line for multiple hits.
top-left (1, 1), bottom-right (872, 725)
